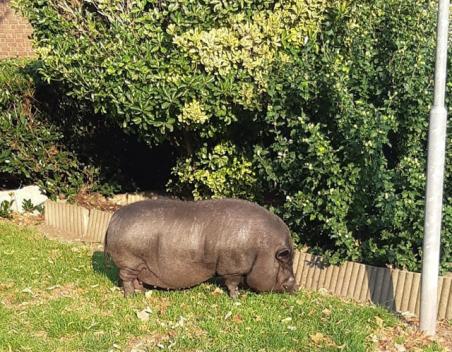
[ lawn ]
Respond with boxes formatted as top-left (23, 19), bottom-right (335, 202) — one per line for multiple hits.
top-left (0, 222), bottom-right (444, 351)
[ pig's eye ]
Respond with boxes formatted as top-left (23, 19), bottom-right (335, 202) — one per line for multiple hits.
top-left (276, 248), bottom-right (291, 262)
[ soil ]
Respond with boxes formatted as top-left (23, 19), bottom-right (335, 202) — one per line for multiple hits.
top-left (73, 191), bottom-right (122, 212)
top-left (71, 190), bottom-right (172, 212)
top-left (37, 223), bottom-right (103, 249)
top-left (6, 212), bottom-right (44, 227)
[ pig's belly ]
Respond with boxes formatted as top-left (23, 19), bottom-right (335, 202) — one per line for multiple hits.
top-left (138, 263), bottom-right (215, 289)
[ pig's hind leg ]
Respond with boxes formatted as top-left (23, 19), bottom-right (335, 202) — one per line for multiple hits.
top-left (119, 265), bottom-right (146, 297)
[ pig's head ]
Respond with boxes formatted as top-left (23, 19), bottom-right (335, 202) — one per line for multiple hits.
top-left (246, 246), bottom-right (297, 293)
top-left (273, 247), bottom-right (297, 292)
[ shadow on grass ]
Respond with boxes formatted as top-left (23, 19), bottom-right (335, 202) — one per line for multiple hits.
top-left (92, 251), bottom-right (119, 285)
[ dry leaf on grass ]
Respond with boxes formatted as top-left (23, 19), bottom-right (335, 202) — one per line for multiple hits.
top-left (310, 332), bottom-right (344, 349)
top-left (46, 285), bottom-right (61, 291)
top-left (174, 316), bottom-right (186, 328)
top-left (375, 316), bottom-right (385, 328)
top-left (21, 287), bottom-right (34, 295)
top-left (322, 308), bottom-right (332, 317)
top-left (394, 343), bottom-right (407, 352)
top-left (232, 314), bottom-right (243, 324)
top-left (310, 332), bottom-right (328, 345)
top-left (318, 288), bottom-right (329, 295)
top-left (211, 287), bottom-right (224, 296)
top-left (224, 311), bottom-right (232, 320)
top-left (373, 318), bottom-right (449, 352)
top-left (136, 307), bottom-right (152, 322)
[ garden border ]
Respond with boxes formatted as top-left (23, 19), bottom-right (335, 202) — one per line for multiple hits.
top-left (43, 199), bottom-right (452, 320)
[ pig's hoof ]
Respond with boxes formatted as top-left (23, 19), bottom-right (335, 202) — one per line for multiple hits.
top-left (123, 281), bottom-right (136, 297)
top-left (224, 276), bottom-right (241, 299)
top-left (133, 278), bottom-right (145, 292)
top-left (228, 288), bottom-right (239, 299)
top-left (229, 292), bottom-right (239, 299)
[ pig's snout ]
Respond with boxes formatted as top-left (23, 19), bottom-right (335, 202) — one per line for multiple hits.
top-left (282, 276), bottom-right (297, 292)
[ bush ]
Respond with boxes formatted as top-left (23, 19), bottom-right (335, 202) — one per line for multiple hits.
top-left (16, 0), bottom-right (451, 272)
top-left (0, 59), bottom-right (177, 198)
top-left (168, 142), bottom-right (258, 200)
top-left (15, 0), bottom-right (328, 145)
top-left (0, 59), bottom-right (92, 196)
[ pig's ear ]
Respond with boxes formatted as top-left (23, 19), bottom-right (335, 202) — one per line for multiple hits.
top-left (276, 248), bottom-right (291, 263)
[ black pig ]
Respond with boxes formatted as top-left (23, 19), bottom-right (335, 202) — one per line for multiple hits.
top-left (104, 198), bottom-right (296, 297)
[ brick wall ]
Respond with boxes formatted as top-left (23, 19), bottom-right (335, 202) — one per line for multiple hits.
top-left (0, 0), bottom-right (34, 59)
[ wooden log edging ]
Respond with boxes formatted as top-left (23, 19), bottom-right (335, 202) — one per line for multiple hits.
top-left (45, 200), bottom-right (112, 243)
top-left (45, 201), bottom-right (89, 239)
top-left (85, 209), bottom-right (113, 243)
top-left (44, 194), bottom-right (147, 242)
top-left (293, 252), bottom-right (452, 320)
top-left (43, 200), bottom-right (452, 320)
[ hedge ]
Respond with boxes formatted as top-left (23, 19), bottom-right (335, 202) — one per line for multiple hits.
top-left (16, 0), bottom-right (452, 272)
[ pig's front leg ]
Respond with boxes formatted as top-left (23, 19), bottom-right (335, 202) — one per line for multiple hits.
top-left (224, 275), bottom-right (243, 299)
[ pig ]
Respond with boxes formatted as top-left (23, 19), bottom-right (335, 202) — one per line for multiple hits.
top-left (104, 198), bottom-right (296, 298)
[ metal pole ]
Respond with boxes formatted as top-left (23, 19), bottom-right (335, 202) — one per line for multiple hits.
top-left (420, 0), bottom-right (449, 336)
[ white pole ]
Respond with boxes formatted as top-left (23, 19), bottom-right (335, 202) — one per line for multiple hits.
top-left (420, 0), bottom-right (449, 336)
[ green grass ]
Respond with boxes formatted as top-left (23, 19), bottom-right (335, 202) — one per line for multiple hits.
top-left (0, 222), bottom-right (443, 351)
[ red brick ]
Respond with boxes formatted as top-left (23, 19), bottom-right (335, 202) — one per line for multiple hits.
top-left (0, 2), bottom-right (34, 58)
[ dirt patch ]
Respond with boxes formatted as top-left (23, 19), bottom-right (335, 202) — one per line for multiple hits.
top-left (6, 283), bottom-right (86, 311)
top-left (73, 191), bottom-right (121, 212)
top-left (36, 223), bottom-right (103, 251)
top-left (125, 332), bottom-right (175, 352)
top-left (0, 283), bottom-right (15, 291)
top-left (2, 284), bottom-right (79, 310)
top-left (72, 190), bottom-right (174, 212)
top-left (42, 283), bottom-right (82, 300)
top-left (1, 212), bottom-right (44, 227)
top-left (37, 223), bottom-right (85, 243)
top-left (144, 294), bottom-right (171, 316)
